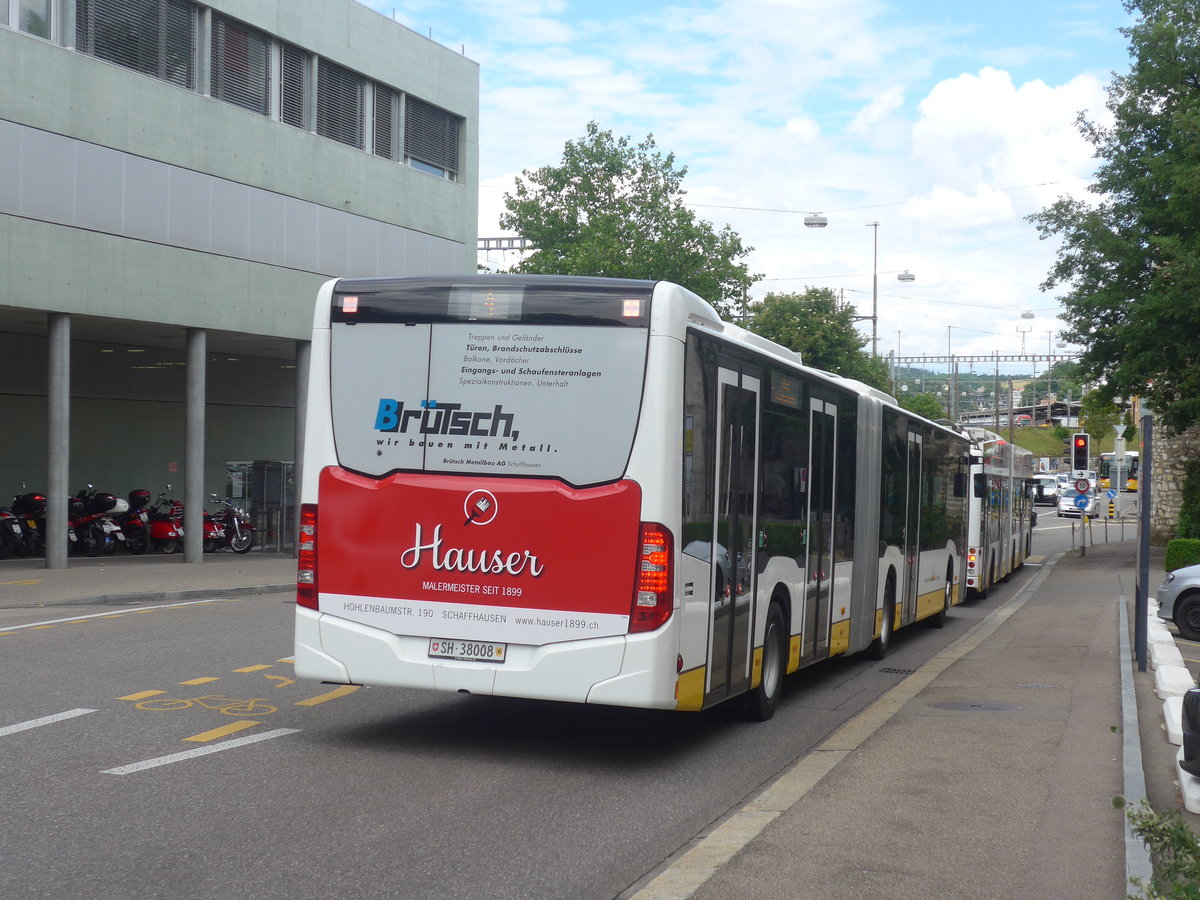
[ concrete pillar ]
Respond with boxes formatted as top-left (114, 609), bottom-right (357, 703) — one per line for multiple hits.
top-left (293, 339), bottom-right (310, 559)
top-left (45, 313), bottom-right (70, 569)
top-left (184, 328), bottom-right (206, 563)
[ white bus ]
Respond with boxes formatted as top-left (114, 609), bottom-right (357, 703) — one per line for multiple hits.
top-left (294, 276), bottom-right (970, 719)
top-left (962, 428), bottom-right (1035, 598)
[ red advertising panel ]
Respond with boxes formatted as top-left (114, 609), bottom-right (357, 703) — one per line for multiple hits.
top-left (315, 467), bottom-right (643, 644)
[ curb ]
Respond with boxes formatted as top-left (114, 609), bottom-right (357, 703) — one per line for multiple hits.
top-left (26, 582), bottom-right (294, 609)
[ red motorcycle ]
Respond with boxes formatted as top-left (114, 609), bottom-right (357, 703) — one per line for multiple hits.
top-left (146, 487), bottom-right (223, 553)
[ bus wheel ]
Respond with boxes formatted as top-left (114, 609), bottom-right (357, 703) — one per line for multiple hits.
top-left (745, 603), bottom-right (786, 721)
top-left (928, 571), bottom-right (952, 628)
top-left (867, 579), bottom-right (896, 660)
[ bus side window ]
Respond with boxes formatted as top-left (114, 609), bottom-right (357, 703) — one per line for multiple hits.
top-left (973, 473), bottom-right (986, 499)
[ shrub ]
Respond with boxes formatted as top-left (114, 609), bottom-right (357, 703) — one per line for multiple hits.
top-left (1179, 457), bottom-right (1200, 540)
top-left (1123, 799), bottom-right (1200, 899)
top-left (1165, 539), bottom-right (1200, 573)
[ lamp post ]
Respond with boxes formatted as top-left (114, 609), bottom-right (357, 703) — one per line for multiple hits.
top-left (867, 222), bottom-right (879, 356)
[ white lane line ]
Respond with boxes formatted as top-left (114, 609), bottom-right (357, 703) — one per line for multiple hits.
top-left (0, 708), bottom-right (97, 737)
top-left (102, 728), bottom-right (300, 775)
top-left (1, 598), bottom-right (238, 631)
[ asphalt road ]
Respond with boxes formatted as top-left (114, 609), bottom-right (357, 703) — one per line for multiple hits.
top-left (1, 524), bottom-right (1074, 900)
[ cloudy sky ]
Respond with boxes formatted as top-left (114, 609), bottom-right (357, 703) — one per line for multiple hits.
top-left (358, 0), bottom-right (1132, 377)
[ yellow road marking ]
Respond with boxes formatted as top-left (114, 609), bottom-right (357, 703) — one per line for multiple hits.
top-left (233, 664), bottom-right (272, 673)
top-left (184, 721), bottom-right (261, 743)
top-left (180, 677), bottom-right (220, 686)
top-left (31, 625), bottom-right (56, 630)
top-left (132, 609), bottom-right (156, 615)
top-left (264, 675), bottom-right (296, 688)
top-left (277, 658), bottom-right (295, 665)
top-left (66, 620), bottom-right (90, 625)
top-left (119, 690), bottom-right (167, 701)
top-left (99, 614), bottom-right (124, 619)
top-left (295, 685), bottom-right (360, 706)
top-left (0, 579), bottom-right (42, 586)
top-left (0, 631), bottom-right (17, 637)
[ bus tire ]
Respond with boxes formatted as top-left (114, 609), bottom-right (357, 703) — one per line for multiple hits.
top-left (867, 577), bottom-right (896, 660)
top-left (745, 603), bottom-right (786, 721)
top-left (928, 567), bottom-right (952, 628)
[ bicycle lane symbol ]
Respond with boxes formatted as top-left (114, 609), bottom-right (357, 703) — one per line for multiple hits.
top-left (134, 695), bottom-right (278, 716)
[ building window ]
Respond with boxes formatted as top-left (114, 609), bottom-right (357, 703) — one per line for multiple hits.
top-left (315, 59), bottom-right (364, 149)
top-left (279, 42), bottom-right (308, 130)
top-left (75, 0), bottom-right (197, 90)
top-left (373, 84), bottom-right (396, 160)
top-left (2, 0), bottom-right (52, 37)
top-left (210, 13), bottom-right (270, 115)
top-left (404, 95), bottom-right (460, 180)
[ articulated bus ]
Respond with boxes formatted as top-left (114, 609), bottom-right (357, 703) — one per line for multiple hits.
top-left (962, 428), bottom-right (1035, 598)
top-left (294, 275), bottom-right (970, 720)
top-left (1099, 451), bottom-right (1139, 492)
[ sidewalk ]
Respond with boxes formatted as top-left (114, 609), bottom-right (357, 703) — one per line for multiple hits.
top-left (0, 550), bottom-right (295, 609)
top-left (636, 541), bottom-right (1191, 900)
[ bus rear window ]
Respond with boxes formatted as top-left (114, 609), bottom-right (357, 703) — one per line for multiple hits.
top-left (328, 277), bottom-right (653, 487)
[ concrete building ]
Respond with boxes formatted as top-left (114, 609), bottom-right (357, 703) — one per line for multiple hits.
top-left (0, 0), bottom-right (478, 561)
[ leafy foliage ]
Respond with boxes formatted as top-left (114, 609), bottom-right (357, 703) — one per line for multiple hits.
top-left (898, 392), bottom-right (946, 420)
top-left (745, 288), bottom-right (889, 390)
top-left (1028, 0), bottom-right (1200, 436)
top-left (1124, 799), bottom-right (1200, 899)
top-left (499, 122), bottom-right (759, 318)
top-left (1179, 456), bottom-right (1200, 539)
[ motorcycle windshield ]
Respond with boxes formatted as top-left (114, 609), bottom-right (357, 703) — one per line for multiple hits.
top-left (327, 277), bottom-right (652, 488)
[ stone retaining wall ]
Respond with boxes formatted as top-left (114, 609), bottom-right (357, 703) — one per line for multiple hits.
top-left (1150, 422), bottom-right (1200, 544)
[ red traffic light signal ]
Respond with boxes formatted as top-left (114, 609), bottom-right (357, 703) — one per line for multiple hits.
top-left (1071, 433), bottom-right (1090, 471)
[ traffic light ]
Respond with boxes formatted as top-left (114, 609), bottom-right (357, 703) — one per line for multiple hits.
top-left (1072, 433), bottom-right (1090, 472)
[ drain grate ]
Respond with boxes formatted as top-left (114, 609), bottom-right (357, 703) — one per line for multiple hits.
top-left (932, 701), bottom-right (1024, 712)
top-left (880, 667), bottom-right (916, 675)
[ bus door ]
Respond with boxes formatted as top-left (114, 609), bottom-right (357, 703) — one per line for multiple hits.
top-left (706, 367), bottom-right (760, 701)
top-left (802, 399), bottom-right (837, 661)
top-left (902, 431), bottom-right (924, 620)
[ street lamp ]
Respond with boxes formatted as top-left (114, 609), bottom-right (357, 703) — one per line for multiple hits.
top-left (804, 213), bottom-right (828, 228)
top-left (867, 221), bottom-right (879, 356)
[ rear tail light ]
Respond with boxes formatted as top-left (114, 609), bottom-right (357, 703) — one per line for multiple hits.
top-left (630, 522), bottom-right (673, 633)
top-left (297, 504), bottom-right (318, 609)
top-left (967, 548), bottom-right (978, 571)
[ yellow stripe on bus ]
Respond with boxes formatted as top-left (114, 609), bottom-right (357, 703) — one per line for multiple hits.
top-left (675, 667), bottom-right (705, 711)
top-left (829, 620), bottom-right (850, 657)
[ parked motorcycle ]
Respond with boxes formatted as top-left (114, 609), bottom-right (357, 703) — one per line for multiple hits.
top-left (0, 504), bottom-right (26, 558)
top-left (9, 489), bottom-right (47, 556)
top-left (117, 488), bottom-right (152, 555)
top-left (70, 485), bottom-right (127, 556)
top-left (146, 486), bottom-right (223, 553)
top-left (209, 494), bottom-right (255, 553)
top-left (147, 487), bottom-right (185, 554)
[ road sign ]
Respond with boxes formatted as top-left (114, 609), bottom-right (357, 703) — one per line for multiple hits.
top-left (1107, 489), bottom-right (1117, 500)
top-left (1075, 494), bottom-right (1091, 510)
top-left (1075, 478), bottom-right (1090, 493)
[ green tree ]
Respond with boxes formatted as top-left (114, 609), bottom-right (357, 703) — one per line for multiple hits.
top-left (500, 122), bottom-right (759, 317)
top-left (1028, 0), bottom-right (1200, 435)
top-left (745, 288), bottom-right (889, 389)
top-left (899, 392), bottom-right (946, 420)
